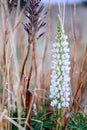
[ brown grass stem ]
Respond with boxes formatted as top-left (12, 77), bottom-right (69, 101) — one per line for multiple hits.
top-left (20, 44), bottom-right (30, 81)
top-left (32, 39), bottom-right (38, 87)
top-left (71, 47), bottom-right (87, 112)
top-left (41, 0), bottom-right (50, 88)
top-left (26, 64), bottom-right (32, 90)
top-left (25, 91), bottom-right (35, 129)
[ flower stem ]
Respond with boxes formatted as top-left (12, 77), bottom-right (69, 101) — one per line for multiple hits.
top-left (56, 108), bottom-right (62, 130)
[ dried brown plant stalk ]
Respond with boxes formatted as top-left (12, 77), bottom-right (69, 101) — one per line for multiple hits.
top-left (26, 64), bottom-right (33, 90)
top-left (22, 0), bottom-right (46, 129)
top-left (41, 0), bottom-right (50, 89)
top-left (22, 0), bottom-right (46, 88)
top-left (32, 39), bottom-right (38, 87)
top-left (71, 0), bottom-right (78, 81)
top-left (70, 0), bottom-right (87, 113)
top-left (71, 47), bottom-right (87, 112)
top-left (0, 1), bottom-right (25, 130)
top-left (20, 43), bottom-right (31, 81)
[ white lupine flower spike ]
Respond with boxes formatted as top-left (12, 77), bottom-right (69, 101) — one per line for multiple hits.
top-left (50, 15), bottom-right (71, 109)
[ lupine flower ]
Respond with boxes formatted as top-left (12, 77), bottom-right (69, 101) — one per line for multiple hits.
top-left (50, 15), bottom-right (71, 109)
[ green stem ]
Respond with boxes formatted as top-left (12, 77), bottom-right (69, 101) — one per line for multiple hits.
top-left (56, 108), bottom-right (62, 130)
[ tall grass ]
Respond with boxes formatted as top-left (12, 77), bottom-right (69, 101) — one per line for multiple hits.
top-left (0, 0), bottom-right (25, 129)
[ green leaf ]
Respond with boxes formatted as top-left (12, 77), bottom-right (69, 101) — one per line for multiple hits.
top-left (67, 112), bottom-right (87, 130)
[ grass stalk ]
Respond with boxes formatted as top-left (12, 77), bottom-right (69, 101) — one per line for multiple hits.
top-left (41, 0), bottom-right (50, 88)
top-left (32, 39), bottom-right (38, 87)
top-left (20, 44), bottom-right (31, 80)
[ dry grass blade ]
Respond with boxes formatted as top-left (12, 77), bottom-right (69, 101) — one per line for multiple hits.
top-left (71, 0), bottom-right (79, 80)
top-left (4, 115), bottom-right (26, 130)
top-left (40, 0), bottom-right (50, 89)
top-left (71, 47), bottom-right (87, 112)
top-left (32, 41), bottom-right (38, 87)
top-left (25, 91), bottom-right (35, 129)
top-left (80, 47), bottom-right (87, 71)
top-left (20, 44), bottom-right (31, 81)
top-left (0, 1), bottom-right (25, 130)
top-left (26, 65), bottom-right (33, 90)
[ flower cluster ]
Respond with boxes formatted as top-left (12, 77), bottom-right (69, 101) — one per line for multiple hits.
top-left (50, 15), bottom-right (71, 109)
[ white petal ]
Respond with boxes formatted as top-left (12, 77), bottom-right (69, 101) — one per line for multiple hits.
top-left (49, 94), bottom-right (54, 98)
top-left (51, 101), bottom-right (55, 107)
top-left (66, 97), bottom-right (70, 102)
top-left (65, 102), bottom-right (69, 107)
top-left (55, 87), bottom-right (58, 93)
top-left (53, 99), bottom-right (57, 105)
top-left (52, 54), bottom-right (57, 58)
top-left (58, 103), bottom-right (61, 109)
top-left (66, 87), bottom-right (70, 92)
